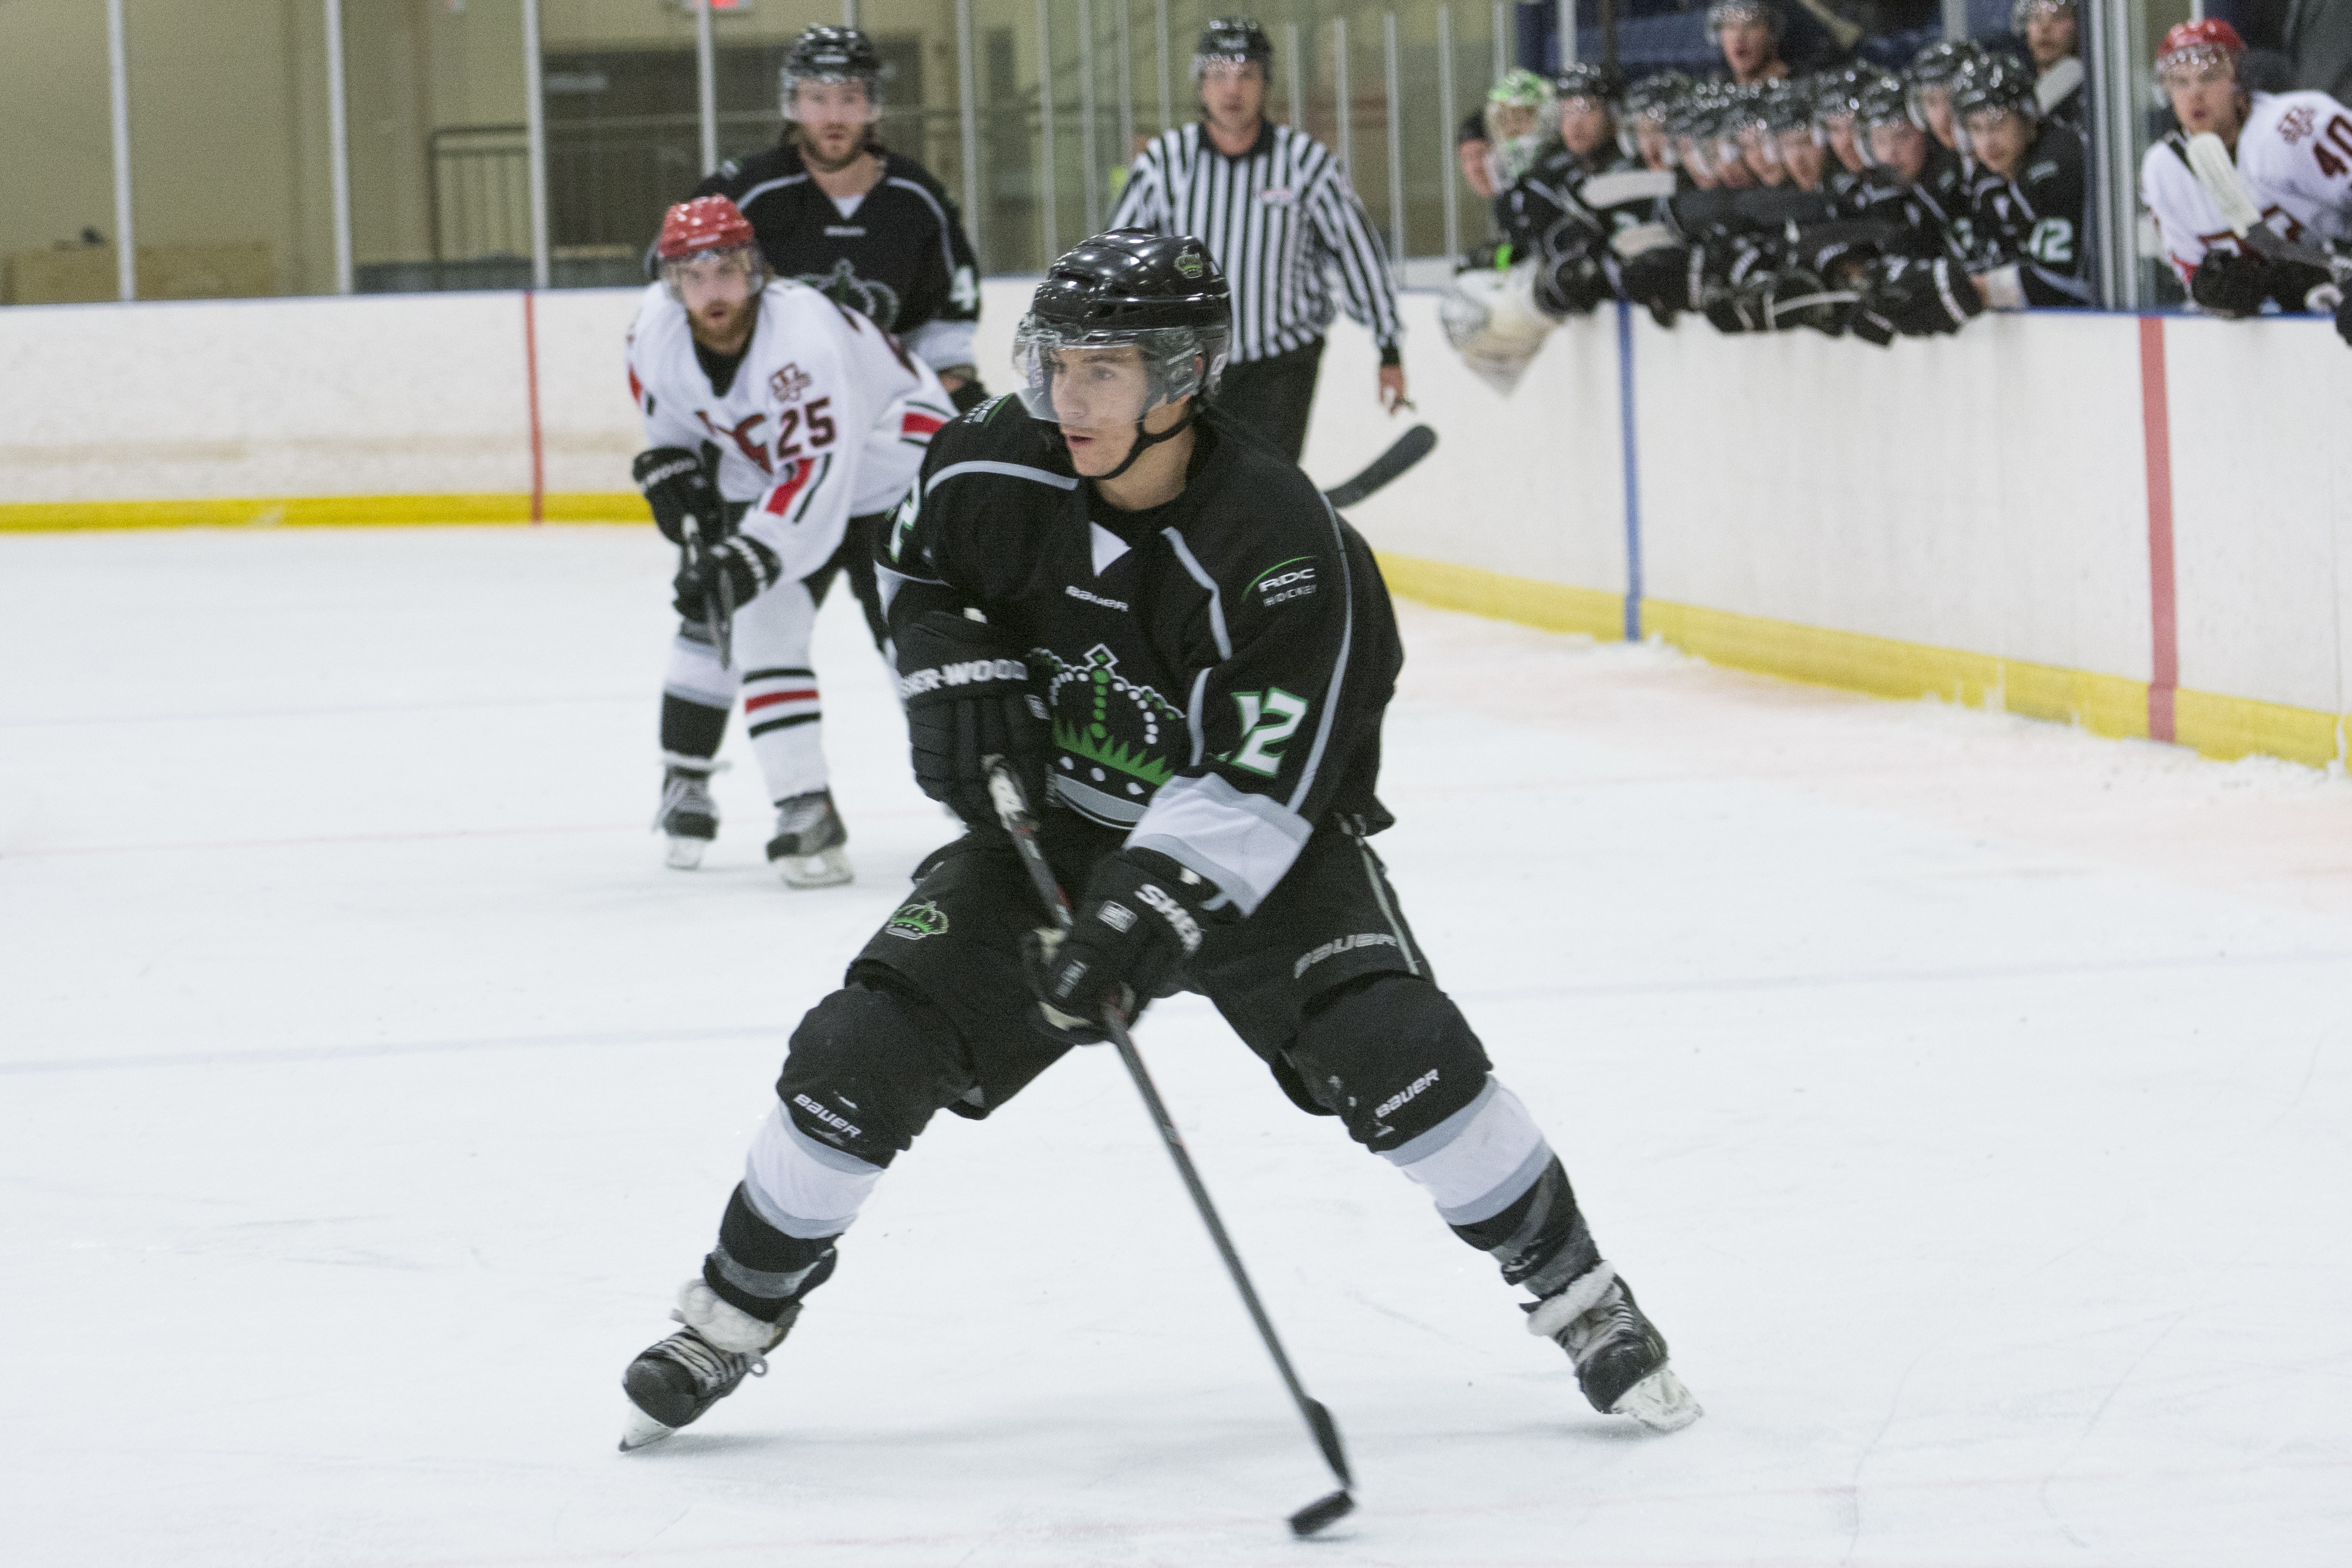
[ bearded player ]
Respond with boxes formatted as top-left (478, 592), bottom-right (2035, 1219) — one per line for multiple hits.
top-left (614, 231), bottom-right (1702, 1458)
top-left (630, 196), bottom-right (953, 885)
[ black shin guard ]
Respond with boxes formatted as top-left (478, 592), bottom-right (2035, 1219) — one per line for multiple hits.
top-left (702, 1183), bottom-right (840, 1322)
top-left (661, 693), bottom-right (729, 758)
top-left (1450, 1155), bottom-right (1600, 1299)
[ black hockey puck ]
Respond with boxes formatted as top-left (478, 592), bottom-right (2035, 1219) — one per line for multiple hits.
top-left (1287, 1489), bottom-right (1355, 1537)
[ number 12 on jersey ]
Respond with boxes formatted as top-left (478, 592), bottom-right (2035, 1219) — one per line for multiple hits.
top-left (1229, 688), bottom-right (1309, 776)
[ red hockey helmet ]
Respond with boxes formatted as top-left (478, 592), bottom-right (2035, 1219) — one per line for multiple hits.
top-left (2154, 18), bottom-right (2246, 82)
top-left (657, 196), bottom-right (756, 260)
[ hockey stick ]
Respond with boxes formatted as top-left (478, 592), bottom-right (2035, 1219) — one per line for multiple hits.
top-left (695, 442), bottom-right (735, 671)
top-left (981, 758), bottom-right (1357, 1539)
top-left (1322, 423), bottom-right (1436, 509)
top-left (2186, 132), bottom-right (2352, 283)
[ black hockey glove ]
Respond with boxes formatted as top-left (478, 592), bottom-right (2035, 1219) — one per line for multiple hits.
top-left (943, 374), bottom-right (991, 415)
top-left (2338, 292), bottom-right (2352, 350)
top-left (2189, 247), bottom-right (2271, 317)
top-left (634, 447), bottom-right (724, 545)
top-left (1617, 244), bottom-right (1691, 327)
top-left (1862, 255), bottom-right (1982, 337)
top-left (671, 535), bottom-right (777, 618)
top-left (1022, 849), bottom-right (1213, 1045)
top-left (895, 610), bottom-right (1048, 827)
top-left (2264, 257), bottom-right (2337, 313)
top-left (1534, 250), bottom-right (1611, 318)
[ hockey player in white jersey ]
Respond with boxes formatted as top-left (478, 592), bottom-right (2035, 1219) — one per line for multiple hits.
top-left (630, 196), bottom-right (954, 885)
top-left (2141, 18), bottom-right (2352, 333)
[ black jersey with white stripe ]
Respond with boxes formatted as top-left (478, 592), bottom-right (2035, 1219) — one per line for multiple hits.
top-left (878, 397), bottom-right (1403, 916)
top-left (696, 141), bottom-right (981, 373)
top-left (1108, 120), bottom-right (1405, 365)
top-left (1968, 122), bottom-right (2092, 306)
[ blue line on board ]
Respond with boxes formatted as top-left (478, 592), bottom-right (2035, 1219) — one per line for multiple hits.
top-left (1617, 299), bottom-right (1644, 643)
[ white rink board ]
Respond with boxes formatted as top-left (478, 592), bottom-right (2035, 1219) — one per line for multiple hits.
top-left (3, 285), bottom-right (2350, 744)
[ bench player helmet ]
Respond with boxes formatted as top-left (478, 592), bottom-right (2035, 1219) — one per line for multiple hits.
top-left (1950, 53), bottom-right (2039, 126)
top-left (1855, 73), bottom-right (1913, 135)
top-left (2012, 0), bottom-right (2076, 31)
top-left (655, 196), bottom-right (766, 299)
top-left (1193, 17), bottom-right (1275, 78)
top-left (1013, 230), bottom-right (1232, 477)
top-left (780, 26), bottom-right (884, 120)
top-left (2153, 18), bottom-right (2245, 85)
top-left (1485, 68), bottom-right (1560, 184)
top-left (1554, 62), bottom-right (1621, 107)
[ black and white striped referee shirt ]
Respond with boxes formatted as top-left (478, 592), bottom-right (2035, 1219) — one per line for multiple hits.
top-left (1108, 120), bottom-right (1403, 365)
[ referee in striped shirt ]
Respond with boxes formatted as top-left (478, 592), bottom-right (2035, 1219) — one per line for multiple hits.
top-left (1108, 17), bottom-right (1406, 462)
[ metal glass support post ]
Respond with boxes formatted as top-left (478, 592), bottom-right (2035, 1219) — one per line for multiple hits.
top-left (958, 0), bottom-right (983, 262)
top-left (1438, 3), bottom-right (1459, 260)
top-left (695, 0), bottom-right (718, 174)
top-left (1158, 0), bottom-right (1174, 130)
top-left (2083, 0), bottom-right (2139, 307)
top-left (1117, 0), bottom-right (1134, 172)
top-left (844, 0), bottom-right (859, 25)
top-left (326, 0), bottom-right (354, 294)
top-left (1384, 13), bottom-right (1406, 263)
top-left (1284, 22), bottom-right (1304, 128)
top-left (1037, 0), bottom-right (1059, 262)
top-left (1333, 18), bottom-right (1352, 176)
top-left (522, 0), bottom-right (550, 289)
top-left (1080, 0), bottom-right (1102, 231)
top-left (106, 0), bottom-right (135, 301)
top-left (1493, 0), bottom-right (1509, 78)
top-left (1942, 0), bottom-right (1970, 42)
top-left (1559, 0), bottom-right (1577, 65)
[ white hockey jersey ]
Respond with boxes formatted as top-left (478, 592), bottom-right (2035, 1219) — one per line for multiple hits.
top-left (2141, 90), bottom-right (2352, 290)
top-left (625, 279), bottom-right (953, 583)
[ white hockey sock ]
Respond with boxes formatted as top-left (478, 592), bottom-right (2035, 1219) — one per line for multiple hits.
top-left (741, 1103), bottom-right (883, 1239)
top-left (741, 667), bottom-right (829, 802)
top-left (1380, 1076), bottom-right (1553, 1225)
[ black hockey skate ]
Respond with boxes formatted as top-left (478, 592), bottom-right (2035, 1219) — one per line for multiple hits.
top-left (1527, 1270), bottom-right (1702, 1432)
top-left (619, 1293), bottom-right (800, 1451)
top-left (765, 789), bottom-right (851, 888)
top-left (655, 757), bottom-right (722, 870)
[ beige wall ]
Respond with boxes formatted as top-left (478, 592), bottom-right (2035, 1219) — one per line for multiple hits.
top-left (0, 1), bottom-right (120, 266)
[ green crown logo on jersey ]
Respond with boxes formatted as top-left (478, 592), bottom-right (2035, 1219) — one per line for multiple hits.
top-left (1032, 644), bottom-right (1184, 809)
top-left (884, 899), bottom-right (950, 940)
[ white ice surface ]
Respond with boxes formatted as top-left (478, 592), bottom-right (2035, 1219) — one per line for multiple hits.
top-left (4, 526), bottom-right (2351, 1567)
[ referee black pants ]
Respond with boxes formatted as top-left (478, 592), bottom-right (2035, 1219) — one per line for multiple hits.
top-left (1212, 337), bottom-right (1324, 463)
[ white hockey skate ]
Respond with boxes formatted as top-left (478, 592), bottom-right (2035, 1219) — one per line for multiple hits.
top-left (765, 790), bottom-right (852, 888)
top-left (654, 755), bottom-right (725, 870)
top-left (1528, 1268), bottom-right (1702, 1433)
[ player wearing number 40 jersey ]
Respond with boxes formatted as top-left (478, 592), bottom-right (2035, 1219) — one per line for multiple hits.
top-left (628, 196), bottom-right (953, 885)
top-left (2139, 19), bottom-right (2352, 327)
top-left (615, 229), bottom-right (1701, 1458)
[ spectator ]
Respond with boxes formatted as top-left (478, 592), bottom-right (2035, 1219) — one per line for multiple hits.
top-left (2014, 0), bottom-right (2087, 130)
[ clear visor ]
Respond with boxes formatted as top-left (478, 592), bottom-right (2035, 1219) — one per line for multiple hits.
top-left (782, 73), bottom-right (880, 122)
top-left (1011, 319), bottom-right (1220, 429)
top-left (661, 244), bottom-right (764, 304)
top-left (1195, 52), bottom-right (1264, 82)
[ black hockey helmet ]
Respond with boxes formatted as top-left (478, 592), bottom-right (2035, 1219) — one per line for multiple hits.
top-left (1555, 62), bottom-right (1622, 106)
top-left (1015, 231), bottom-right (1233, 471)
top-left (1950, 52), bottom-right (2039, 124)
top-left (781, 26), bottom-right (884, 118)
top-left (1193, 17), bottom-right (1275, 79)
top-left (1855, 73), bottom-right (1914, 133)
top-left (1623, 71), bottom-right (1692, 122)
top-left (1909, 39), bottom-right (1978, 86)
top-left (1761, 77), bottom-right (1815, 133)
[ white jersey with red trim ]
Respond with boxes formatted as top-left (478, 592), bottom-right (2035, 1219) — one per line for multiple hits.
top-left (626, 279), bottom-right (952, 583)
top-left (2141, 91), bottom-right (2352, 290)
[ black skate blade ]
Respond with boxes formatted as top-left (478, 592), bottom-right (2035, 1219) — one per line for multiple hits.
top-left (1287, 1489), bottom-right (1354, 1538)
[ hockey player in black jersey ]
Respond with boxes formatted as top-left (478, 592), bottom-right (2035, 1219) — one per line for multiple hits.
top-left (695, 27), bottom-right (988, 414)
top-left (1951, 54), bottom-right (2092, 309)
top-left (617, 230), bottom-right (1702, 1457)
